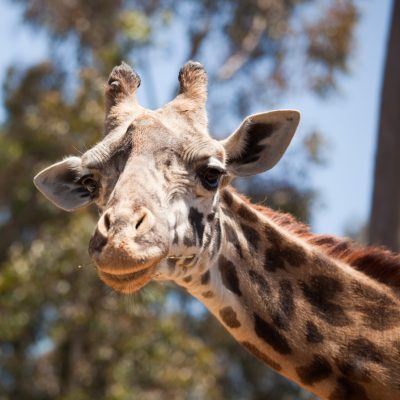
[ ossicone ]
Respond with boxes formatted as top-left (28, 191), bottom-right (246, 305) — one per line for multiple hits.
top-left (178, 61), bottom-right (208, 102)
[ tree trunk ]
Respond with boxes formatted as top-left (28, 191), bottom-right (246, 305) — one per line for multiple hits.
top-left (368, 1), bottom-right (400, 252)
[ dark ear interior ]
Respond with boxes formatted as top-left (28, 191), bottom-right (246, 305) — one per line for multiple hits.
top-left (33, 157), bottom-right (93, 212)
top-left (222, 110), bottom-right (300, 176)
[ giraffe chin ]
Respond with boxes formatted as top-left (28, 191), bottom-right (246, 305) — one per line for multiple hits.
top-left (97, 266), bottom-right (155, 294)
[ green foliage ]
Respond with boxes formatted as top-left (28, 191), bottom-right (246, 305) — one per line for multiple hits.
top-left (306, 1), bottom-right (358, 94)
top-left (1, 0), bottom-right (356, 398)
top-left (1, 215), bottom-right (222, 399)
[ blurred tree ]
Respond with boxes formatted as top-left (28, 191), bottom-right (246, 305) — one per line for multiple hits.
top-left (368, 0), bottom-right (400, 252)
top-left (0, 0), bottom-right (358, 399)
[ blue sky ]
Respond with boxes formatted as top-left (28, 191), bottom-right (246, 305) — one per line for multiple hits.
top-left (0, 0), bottom-right (394, 236)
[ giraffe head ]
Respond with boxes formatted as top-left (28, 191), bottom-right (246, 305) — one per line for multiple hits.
top-left (34, 62), bottom-right (300, 293)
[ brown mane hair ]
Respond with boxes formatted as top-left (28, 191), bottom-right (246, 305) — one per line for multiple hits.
top-left (236, 191), bottom-right (400, 290)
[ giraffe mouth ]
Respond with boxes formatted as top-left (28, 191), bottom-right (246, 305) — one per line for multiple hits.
top-left (167, 255), bottom-right (196, 261)
top-left (96, 255), bottom-right (167, 293)
top-left (97, 254), bottom-right (197, 292)
top-left (98, 266), bottom-right (155, 293)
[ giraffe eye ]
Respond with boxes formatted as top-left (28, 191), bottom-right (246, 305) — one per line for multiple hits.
top-left (201, 167), bottom-right (224, 190)
top-left (80, 175), bottom-right (98, 194)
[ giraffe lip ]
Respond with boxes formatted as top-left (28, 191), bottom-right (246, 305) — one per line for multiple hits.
top-left (98, 266), bottom-right (155, 293)
top-left (99, 267), bottom-right (151, 283)
top-left (94, 252), bottom-right (166, 275)
top-left (98, 261), bottom-right (153, 275)
top-left (167, 254), bottom-right (196, 261)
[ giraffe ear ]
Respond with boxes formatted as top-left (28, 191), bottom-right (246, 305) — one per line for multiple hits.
top-left (222, 110), bottom-right (300, 177)
top-left (33, 156), bottom-right (94, 212)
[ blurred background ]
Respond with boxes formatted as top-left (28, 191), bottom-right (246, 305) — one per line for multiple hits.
top-left (0, 0), bottom-right (398, 399)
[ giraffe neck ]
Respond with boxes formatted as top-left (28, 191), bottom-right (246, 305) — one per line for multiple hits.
top-left (177, 188), bottom-right (400, 400)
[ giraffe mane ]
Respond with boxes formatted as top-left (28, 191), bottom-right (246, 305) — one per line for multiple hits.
top-left (234, 190), bottom-right (400, 289)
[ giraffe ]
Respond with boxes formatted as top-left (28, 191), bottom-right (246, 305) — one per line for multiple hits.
top-left (34, 61), bottom-right (400, 400)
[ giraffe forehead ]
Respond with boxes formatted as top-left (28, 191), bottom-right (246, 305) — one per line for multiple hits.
top-left (124, 119), bottom-right (224, 166)
top-left (84, 111), bottom-right (224, 174)
top-left (129, 116), bottom-right (178, 150)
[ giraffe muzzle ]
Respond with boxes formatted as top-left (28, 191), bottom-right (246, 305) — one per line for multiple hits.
top-left (88, 206), bottom-right (169, 292)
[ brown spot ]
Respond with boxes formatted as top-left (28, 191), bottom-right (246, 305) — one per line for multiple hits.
top-left (329, 377), bottom-right (370, 400)
top-left (305, 321), bottom-right (324, 343)
top-left (279, 280), bottom-right (294, 318)
top-left (241, 341), bottom-right (282, 371)
top-left (264, 248), bottom-right (286, 273)
top-left (349, 248), bottom-right (400, 290)
top-left (296, 355), bottom-right (332, 385)
top-left (237, 204), bottom-right (258, 223)
top-left (207, 213), bottom-right (215, 222)
top-left (355, 303), bottom-right (400, 331)
top-left (241, 222), bottom-right (260, 251)
top-left (300, 275), bottom-right (351, 327)
top-left (253, 313), bottom-right (292, 355)
top-left (219, 306), bottom-right (241, 328)
top-left (347, 338), bottom-right (383, 364)
top-left (202, 290), bottom-right (214, 299)
top-left (271, 313), bottom-right (286, 330)
top-left (335, 359), bottom-right (371, 383)
top-left (200, 270), bottom-right (210, 285)
top-left (271, 280), bottom-right (295, 330)
top-left (218, 256), bottom-right (242, 296)
top-left (282, 244), bottom-right (307, 267)
top-left (189, 207), bottom-right (204, 245)
top-left (351, 281), bottom-right (400, 330)
top-left (352, 281), bottom-right (394, 306)
top-left (182, 275), bottom-right (192, 283)
top-left (264, 223), bottom-right (284, 248)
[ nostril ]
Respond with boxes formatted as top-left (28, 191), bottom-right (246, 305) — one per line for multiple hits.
top-left (104, 212), bottom-right (111, 231)
top-left (133, 208), bottom-right (155, 233)
top-left (135, 214), bottom-right (146, 230)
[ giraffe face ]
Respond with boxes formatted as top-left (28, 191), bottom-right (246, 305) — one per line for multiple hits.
top-left (85, 116), bottom-right (227, 293)
top-left (34, 62), bottom-right (300, 293)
